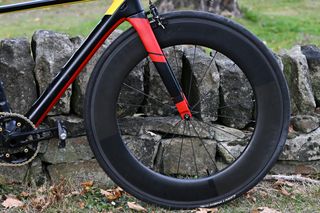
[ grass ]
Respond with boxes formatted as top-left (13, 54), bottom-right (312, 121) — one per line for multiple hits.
top-left (0, 180), bottom-right (319, 212)
top-left (0, 0), bottom-right (132, 38)
top-left (0, 0), bottom-right (319, 51)
top-left (237, 0), bottom-right (320, 50)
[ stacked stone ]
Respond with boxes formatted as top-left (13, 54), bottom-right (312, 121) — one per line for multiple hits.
top-left (272, 45), bottom-right (320, 175)
top-left (0, 30), bottom-right (122, 186)
top-left (155, 0), bottom-right (241, 17)
top-left (0, 30), bottom-right (319, 186)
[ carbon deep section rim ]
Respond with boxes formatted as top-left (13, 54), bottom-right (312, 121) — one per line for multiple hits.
top-left (85, 11), bottom-right (290, 209)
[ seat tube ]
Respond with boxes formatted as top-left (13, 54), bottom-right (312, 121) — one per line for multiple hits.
top-left (126, 12), bottom-right (192, 119)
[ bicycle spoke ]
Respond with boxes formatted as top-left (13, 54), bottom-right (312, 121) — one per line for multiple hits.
top-left (196, 51), bottom-right (217, 89)
top-left (187, 45), bottom-right (197, 100)
top-left (117, 102), bottom-right (175, 110)
top-left (173, 46), bottom-right (180, 70)
top-left (217, 100), bottom-right (256, 110)
top-left (118, 41), bottom-right (258, 183)
top-left (177, 121), bottom-right (187, 175)
top-left (193, 97), bottom-right (256, 112)
top-left (120, 117), bottom-right (183, 139)
top-left (189, 111), bottom-right (256, 123)
top-left (198, 119), bottom-right (244, 140)
top-left (187, 121), bottom-right (199, 177)
top-left (190, 62), bottom-right (250, 112)
top-left (194, 120), bottom-right (238, 161)
top-left (190, 88), bottom-right (213, 110)
top-left (122, 83), bottom-right (174, 110)
top-left (189, 120), bottom-right (218, 171)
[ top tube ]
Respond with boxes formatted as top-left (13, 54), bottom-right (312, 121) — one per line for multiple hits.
top-left (0, 0), bottom-right (91, 14)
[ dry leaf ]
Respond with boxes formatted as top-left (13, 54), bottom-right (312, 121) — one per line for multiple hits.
top-left (252, 207), bottom-right (281, 213)
top-left (20, 191), bottom-right (30, 198)
top-left (79, 201), bottom-right (85, 209)
top-left (31, 195), bottom-right (47, 210)
top-left (2, 197), bottom-right (24, 208)
top-left (273, 179), bottom-right (285, 188)
top-left (280, 188), bottom-right (290, 196)
top-left (81, 180), bottom-right (94, 194)
top-left (37, 186), bottom-right (47, 193)
top-left (259, 190), bottom-right (268, 198)
top-left (100, 188), bottom-right (122, 201)
top-left (288, 125), bottom-right (294, 133)
top-left (65, 191), bottom-right (81, 198)
top-left (284, 181), bottom-right (294, 187)
top-left (196, 207), bottom-right (218, 213)
top-left (127, 202), bottom-right (147, 212)
top-left (81, 180), bottom-right (94, 188)
top-left (116, 186), bottom-right (124, 192)
top-left (245, 188), bottom-right (257, 203)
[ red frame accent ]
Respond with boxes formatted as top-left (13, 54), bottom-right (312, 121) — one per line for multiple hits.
top-left (175, 96), bottom-right (192, 119)
top-left (126, 17), bottom-right (166, 63)
top-left (35, 18), bottom-right (126, 126)
top-left (37, 16), bottom-right (192, 126)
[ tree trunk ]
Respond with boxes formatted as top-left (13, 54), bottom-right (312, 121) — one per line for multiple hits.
top-left (155, 0), bottom-right (241, 17)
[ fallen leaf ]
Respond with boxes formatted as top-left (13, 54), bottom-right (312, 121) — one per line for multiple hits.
top-left (273, 179), bottom-right (286, 188)
top-left (284, 181), bottom-right (294, 187)
top-left (252, 207), bottom-right (281, 213)
top-left (196, 207), bottom-right (218, 213)
top-left (49, 182), bottom-right (66, 202)
top-left (100, 188), bottom-right (122, 201)
top-left (31, 195), bottom-right (47, 210)
top-left (37, 186), bottom-right (47, 193)
top-left (245, 188), bottom-right (257, 203)
top-left (116, 186), bottom-right (124, 192)
top-left (81, 180), bottom-right (94, 188)
top-left (280, 187), bottom-right (291, 196)
top-left (2, 197), bottom-right (24, 208)
top-left (288, 125), bottom-right (294, 133)
top-left (79, 201), bottom-right (85, 209)
top-left (20, 191), bottom-right (29, 198)
top-left (65, 191), bottom-right (81, 198)
top-left (273, 179), bottom-right (294, 188)
top-left (81, 180), bottom-right (94, 194)
top-left (259, 190), bottom-right (268, 198)
top-left (127, 202), bottom-right (147, 212)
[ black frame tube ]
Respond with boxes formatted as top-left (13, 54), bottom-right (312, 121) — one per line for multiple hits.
top-left (3, 0), bottom-right (184, 126)
top-left (23, 0), bottom-right (143, 125)
top-left (25, 14), bottom-right (123, 124)
top-left (0, 0), bottom-right (89, 14)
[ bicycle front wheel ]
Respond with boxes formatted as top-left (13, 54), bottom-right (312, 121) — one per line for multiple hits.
top-left (85, 11), bottom-right (290, 209)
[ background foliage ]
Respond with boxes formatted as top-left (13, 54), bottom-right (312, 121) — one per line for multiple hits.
top-left (0, 0), bottom-right (319, 51)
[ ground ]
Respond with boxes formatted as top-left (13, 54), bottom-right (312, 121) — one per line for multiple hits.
top-left (0, 179), bottom-right (319, 212)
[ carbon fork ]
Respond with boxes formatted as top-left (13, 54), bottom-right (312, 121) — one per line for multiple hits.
top-left (127, 10), bottom-right (192, 119)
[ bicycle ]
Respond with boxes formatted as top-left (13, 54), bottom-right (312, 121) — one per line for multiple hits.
top-left (0, 0), bottom-right (290, 209)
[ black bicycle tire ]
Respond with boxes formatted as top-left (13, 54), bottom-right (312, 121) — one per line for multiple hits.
top-left (85, 11), bottom-right (290, 209)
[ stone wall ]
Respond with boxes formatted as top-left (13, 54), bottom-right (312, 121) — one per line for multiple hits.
top-left (0, 30), bottom-right (319, 186)
top-left (155, 0), bottom-right (241, 17)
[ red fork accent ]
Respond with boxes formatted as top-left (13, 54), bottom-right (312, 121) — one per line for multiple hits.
top-left (175, 95), bottom-right (192, 119)
top-left (128, 17), bottom-right (192, 119)
top-left (126, 17), bottom-right (166, 63)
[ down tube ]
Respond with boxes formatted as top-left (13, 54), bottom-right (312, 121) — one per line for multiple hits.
top-left (25, 15), bottom-right (125, 126)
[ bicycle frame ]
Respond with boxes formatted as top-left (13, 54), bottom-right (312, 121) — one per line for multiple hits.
top-left (0, 0), bottom-right (192, 127)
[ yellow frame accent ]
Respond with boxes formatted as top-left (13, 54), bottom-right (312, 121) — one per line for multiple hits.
top-left (105, 0), bottom-right (125, 15)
